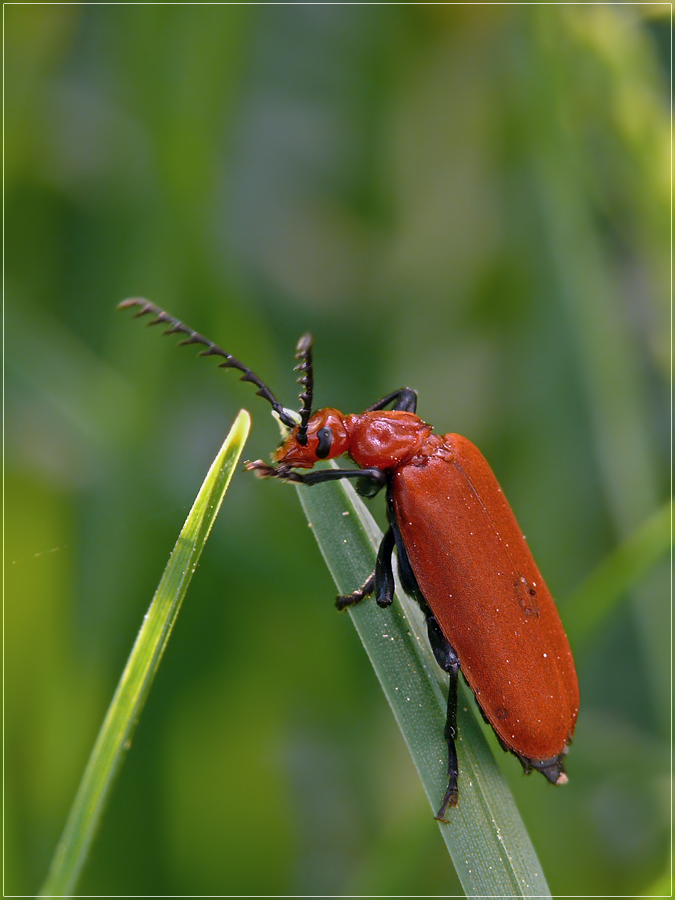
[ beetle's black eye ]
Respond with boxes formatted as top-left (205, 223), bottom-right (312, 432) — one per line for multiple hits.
top-left (315, 426), bottom-right (333, 459)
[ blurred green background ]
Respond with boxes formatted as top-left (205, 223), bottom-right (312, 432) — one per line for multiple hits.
top-left (5, 3), bottom-right (670, 896)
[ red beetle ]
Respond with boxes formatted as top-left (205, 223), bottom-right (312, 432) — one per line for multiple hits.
top-left (119, 298), bottom-right (580, 821)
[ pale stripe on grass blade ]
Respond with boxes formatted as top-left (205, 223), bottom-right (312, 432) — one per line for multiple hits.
top-left (298, 462), bottom-right (551, 899)
top-left (39, 409), bottom-right (251, 898)
top-left (562, 498), bottom-right (672, 644)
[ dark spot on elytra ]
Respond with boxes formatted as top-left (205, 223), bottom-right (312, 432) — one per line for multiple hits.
top-left (514, 575), bottom-right (540, 617)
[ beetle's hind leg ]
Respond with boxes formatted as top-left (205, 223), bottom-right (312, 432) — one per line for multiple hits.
top-left (427, 616), bottom-right (461, 820)
top-left (384, 493), bottom-right (460, 815)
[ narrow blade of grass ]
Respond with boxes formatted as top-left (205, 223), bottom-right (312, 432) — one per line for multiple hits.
top-left (39, 409), bottom-right (251, 898)
top-left (298, 464), bottom-right (551, 899)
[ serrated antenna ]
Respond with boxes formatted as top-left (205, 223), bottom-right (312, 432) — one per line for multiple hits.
top-left (118, 298), bottom-right (299, 428)
top-left (294, 332), bottom-right (314, 446)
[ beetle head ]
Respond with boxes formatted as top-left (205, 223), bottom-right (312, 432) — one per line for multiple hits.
top-left (275, 408), bottom-right (351, 468)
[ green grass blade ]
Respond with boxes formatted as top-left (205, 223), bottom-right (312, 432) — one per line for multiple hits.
top-left (563, 499), bottom-right (672, 643)
top-left (297, 464), bottom-right (551, 898)
top-left (39, 409), bottom-right (251, 898)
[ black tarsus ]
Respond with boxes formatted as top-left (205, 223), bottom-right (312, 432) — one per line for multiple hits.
top-left (335, 572), bottom-right (375, 611)
top-left (294, 332), bottom-right (314, 446)
top-left (118, 298), bottom-right (298, 428)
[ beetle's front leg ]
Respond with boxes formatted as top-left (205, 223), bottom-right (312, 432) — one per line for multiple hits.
top-left (246, 460), bottom-right (387, 489)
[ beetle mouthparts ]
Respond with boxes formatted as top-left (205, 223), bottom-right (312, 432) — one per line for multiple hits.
top-left (244, 460), bottom-right (302, 483)
top-left (244, 460), bottom-right (277, 478)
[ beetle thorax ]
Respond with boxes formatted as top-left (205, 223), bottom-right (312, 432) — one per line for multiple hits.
top-left (346, 412), bottom-right (432, 470)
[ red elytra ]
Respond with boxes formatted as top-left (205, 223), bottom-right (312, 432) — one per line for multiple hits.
top-left (391, 431), bottom-right (579, 764)
top-left (119, 299), bottom-right (580, 821)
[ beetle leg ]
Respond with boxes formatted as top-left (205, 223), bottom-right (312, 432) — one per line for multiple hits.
top-left (248, 460), bottom-right (391, 607)
top-left (427, 616), bottom-right (461, 819)
top-left (335, 572), bottom-right (375, 610)
top-left (374, 526), bottom-right (396, 608)
top-left (299, 466), bottom-right (386, 488)
top-left (247, 461), bottom-right (387, 489)
top-left (356, 476), bottom-right (385, 499)
top-left (364, 387), bottom-right (418, 414)
top-left (335, 525), bottom-right (396, 610)
top-left (437, 669), bottom-right (460, 821)
top-left (385, 488), bottom-right (460, 815)
top-left (392, 524), bottom-right (425, 605)
top-left (385, 490), bottom-right (428, 610)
